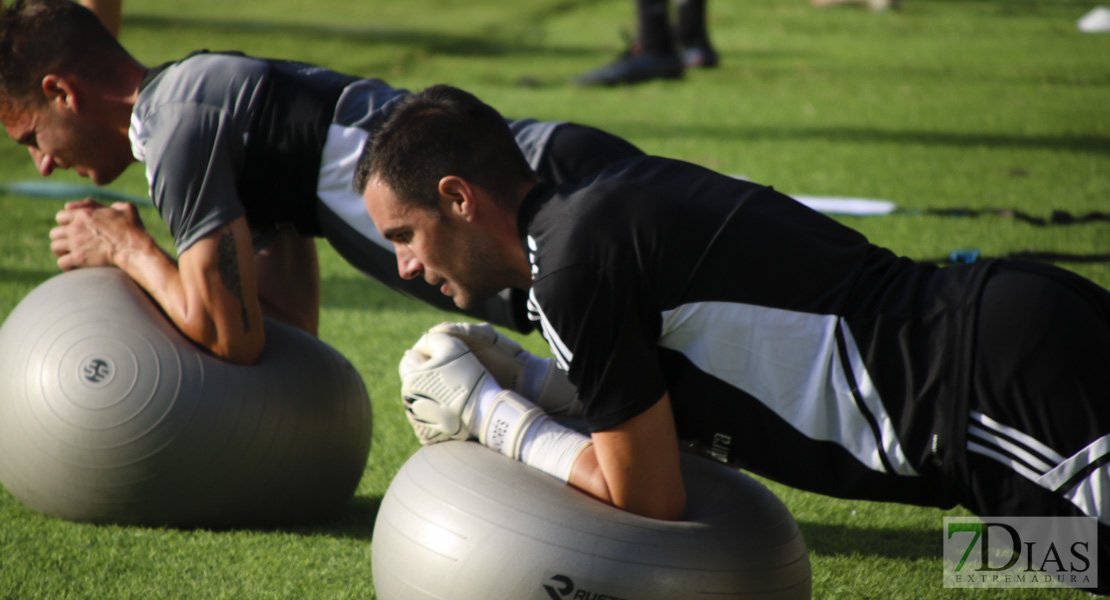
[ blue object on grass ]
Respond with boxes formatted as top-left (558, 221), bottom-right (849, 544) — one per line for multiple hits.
top-left (948, 248), bottom-right (981, 264)
top-left (0, 180), bottom-right (152, 207)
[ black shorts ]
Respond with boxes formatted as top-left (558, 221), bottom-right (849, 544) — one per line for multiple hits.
top-left (956, 261), bottom-right (1110, 592)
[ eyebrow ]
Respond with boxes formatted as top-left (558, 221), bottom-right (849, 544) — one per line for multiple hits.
top-left (15, 130), bottom-right (35, 146)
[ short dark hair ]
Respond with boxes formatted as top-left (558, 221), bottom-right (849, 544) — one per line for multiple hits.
top-left (0, 0), bottom-right (128, 117)
top-left (354, 84), bottom-right (537, 212)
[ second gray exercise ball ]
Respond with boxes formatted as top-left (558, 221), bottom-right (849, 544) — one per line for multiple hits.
top-left (373, 440), bottom-right (811, 599)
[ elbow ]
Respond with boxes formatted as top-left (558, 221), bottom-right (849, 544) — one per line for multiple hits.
top-left (213, 329), bottom-right (266, 365)
top-left (660, 495), bottom-right (688, 521)
top-left (610, 485), bottom-right (687, 521)
top-left (183, 316), bottom-right (266, 366)
top-left (631, 490), bottom-right (687, 521)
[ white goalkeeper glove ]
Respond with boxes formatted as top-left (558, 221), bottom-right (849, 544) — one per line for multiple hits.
top-left (399, 332), bottom-right (488, 445)
top-left (428, 322), bottom-right (584, 418)
top-left (399, 331), bottom-right (590, 480)
top-left (399, 332), bottom-right (545, 458)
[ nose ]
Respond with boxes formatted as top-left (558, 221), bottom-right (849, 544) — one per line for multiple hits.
top-left (29, 147), bottom-right (55, 176)
top-left (396, 245), bottom-right (424, 280)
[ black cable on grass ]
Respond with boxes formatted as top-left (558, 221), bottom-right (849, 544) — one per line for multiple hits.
top-left (908, 208), bottom-right (1110, 227)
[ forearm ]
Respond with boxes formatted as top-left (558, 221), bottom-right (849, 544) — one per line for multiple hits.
top-left (111, 229), bottom-right (265, 364)
top-left (567, 396), bottom-right (687, 520)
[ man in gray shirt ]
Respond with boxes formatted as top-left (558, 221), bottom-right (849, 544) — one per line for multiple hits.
top-left (0, 0), bottom-right (643, 363)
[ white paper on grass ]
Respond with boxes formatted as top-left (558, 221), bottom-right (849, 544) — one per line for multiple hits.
top-left (793, 196), bottom-right (899, 216)
top-left (1078, 7), bottom-right (1110, 32)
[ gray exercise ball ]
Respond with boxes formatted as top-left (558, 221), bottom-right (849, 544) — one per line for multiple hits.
top-left (372, 440), bottom-right (811, 599)
top-left (0, 268), bottom-right (372, 527)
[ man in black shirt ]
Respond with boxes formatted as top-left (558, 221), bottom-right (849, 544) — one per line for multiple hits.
top-left (357, 84), bottom-right (1110, 593)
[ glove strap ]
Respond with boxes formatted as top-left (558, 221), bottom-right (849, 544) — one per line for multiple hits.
top-left (476, 390), bottom-right (545, 459)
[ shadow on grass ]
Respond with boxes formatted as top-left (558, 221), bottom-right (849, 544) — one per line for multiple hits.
top-left (799, 520), bottom-right (939, 561)
top-left (181, 495), bottom-right (383, 540)
top-left (613, 122), bottom-right (1110, 156)
top-left (0, 267), bottom-right (55, 287)
top-left (284, 495), bottom-right (383, 542)
top-left (127, 14), bottom-right (507, 56)
top-left (124, 6), bottom-right (602, 59)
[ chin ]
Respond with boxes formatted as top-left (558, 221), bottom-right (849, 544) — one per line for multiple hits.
top-left (451, 295), bottom-right (475, 311)
top-left (89, 163), bottom-right (131, 186)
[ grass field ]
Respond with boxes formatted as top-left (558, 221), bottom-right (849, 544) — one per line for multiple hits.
top-left (0, 0), bottom-right (1107, 597)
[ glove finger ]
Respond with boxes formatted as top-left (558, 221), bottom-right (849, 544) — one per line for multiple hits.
top-left (406, 395), bottom-right (463, 438)
top-left (432, 322), bottom-right (526, 360)
top-left (399, 347), bottom-right (432, 378)
top-left (404, 405), bottom-right (447, 445)
top-left (415, 332), bottom-right (470, 366)
top-left (429, 321), bottom-right (498, 346)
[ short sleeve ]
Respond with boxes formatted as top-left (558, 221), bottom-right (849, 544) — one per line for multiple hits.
top-left (531, 264), bottom-right (667, 432)
top-left (134, 103), bottom-right (246, 254)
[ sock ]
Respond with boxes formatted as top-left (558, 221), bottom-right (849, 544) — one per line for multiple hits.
top-left (677, 0), bottom-right (710, 49)
top-left (636, 0), bottom-right (677, 56)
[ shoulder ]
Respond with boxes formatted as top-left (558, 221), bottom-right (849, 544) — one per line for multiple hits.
top-left (136, 53), bottom-right (269, 114)
top-left (168, 52), bottom-right (270, 81)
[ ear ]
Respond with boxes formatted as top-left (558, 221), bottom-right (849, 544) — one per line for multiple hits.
top-left (437, 175), bottom-right (479, 220)
top-left (41, 75), bottom-right (79, 112)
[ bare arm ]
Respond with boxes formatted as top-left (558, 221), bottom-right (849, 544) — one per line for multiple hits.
top-left (254, 232), bottom-right (320, 335)
top-left (568, 393), bottom-right (688, 520)
top-left (50, 200), bottom-right (265, 364)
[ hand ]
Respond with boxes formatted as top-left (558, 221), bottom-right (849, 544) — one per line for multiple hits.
top-left (429, 322), bottom-right (583, 418)
top-left (50, 199), bottom-right (147, 271)
top-left (428, 321), bottom-right (527, 389)
top-left (399, 332), bottom-right (492, 445)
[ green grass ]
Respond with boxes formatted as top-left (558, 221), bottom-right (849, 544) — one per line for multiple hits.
top-left (1, 0), bottom-right (1107, 597)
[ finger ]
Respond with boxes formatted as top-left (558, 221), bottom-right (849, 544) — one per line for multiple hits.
top-left (49, 238), bottom-right (69, 258)
top-left (399, 348), bottom-right (431, 377)
top-left (62, 198), bottom-right (102, 210)
top-left (56, 254), bottom-right (76, 272)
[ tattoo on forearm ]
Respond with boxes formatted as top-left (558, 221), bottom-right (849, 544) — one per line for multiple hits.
top-left (217, 230), bottom-right (251, 333)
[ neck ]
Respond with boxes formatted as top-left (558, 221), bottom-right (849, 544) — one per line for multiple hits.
top-left (502, 179), bottom-right (539, 289)
top-left (116, 57), bottom-right (147, 111)
top-left (99, 57), bottom-right (147, 144)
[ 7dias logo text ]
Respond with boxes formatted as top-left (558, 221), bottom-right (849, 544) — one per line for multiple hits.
top-left (943, 517), bottom-right (1097, 589)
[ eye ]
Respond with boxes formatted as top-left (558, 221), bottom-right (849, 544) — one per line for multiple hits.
top-left (386, 230), bottom-right (413, 246)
